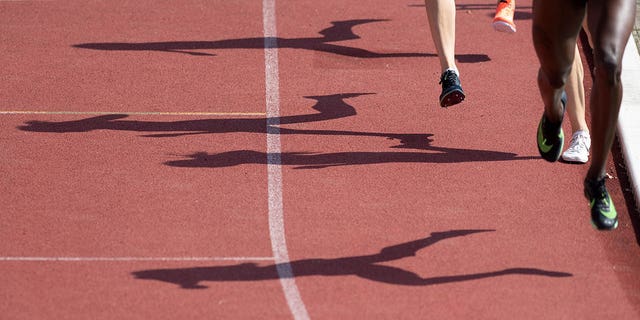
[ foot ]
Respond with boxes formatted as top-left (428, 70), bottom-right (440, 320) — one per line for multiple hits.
top-left (536, 92), bottom-right (567, 162)
top-left (584, 177), bottom-right (618, 231)
top-left (493, 0), bottom-right (516, 33)
top-left (439, 70), bottom-right (465, 108)
top-left (562, 130), bottom-right (590, 163)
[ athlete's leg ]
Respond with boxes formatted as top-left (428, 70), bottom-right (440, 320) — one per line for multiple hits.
top-left (424, 0), bottom-right (457, 73)
top-left (566, 47), bottom-right (589, 135)
top-left (584, 0), bottom-right (636, 181)
top-left (532, 0), bottom-right (586, 125)
top-left (532, 0), bottom-right (586, 162)
top-left (562, 45), bottom-right (591, 163)
top-left (425, 0), bottom-right (465, 107)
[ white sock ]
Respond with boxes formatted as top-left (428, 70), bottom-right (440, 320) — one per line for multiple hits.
top-left (573, 130), bottom-right (590, 138)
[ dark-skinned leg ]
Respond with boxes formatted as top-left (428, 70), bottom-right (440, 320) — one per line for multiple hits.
top-left (532, 0), bottom-right (586, 161)
top-left (582, 0), bottom-right (635, 230)
top-left (585, 0), bottom-right (636, 181)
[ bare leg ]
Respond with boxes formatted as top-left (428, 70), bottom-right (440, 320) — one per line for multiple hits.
top-left (585, 0), bottom-right (636, 181)
top-left (561, 47), bottom-right (591, 163)
top-left (425, 0), bottom-right (465, 107)
top-left (559, 46), bottom-right (593, 164)
top-left (534, 0), bottom-right (635, 230)
top-left (566, 47), bottom-right (589, 135)
top-left (532, 0), bottom-right (586, 125)
top-left (424, 0), bottom-right (457, 73)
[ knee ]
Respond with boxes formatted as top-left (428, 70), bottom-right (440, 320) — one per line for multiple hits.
top-left (539, 66), bottom-right (571, 89)
top-left (593, 48), bottom-right (622, 85)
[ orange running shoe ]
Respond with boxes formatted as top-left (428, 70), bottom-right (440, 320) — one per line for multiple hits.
top-left (493, 0), bottom-right (516, 33)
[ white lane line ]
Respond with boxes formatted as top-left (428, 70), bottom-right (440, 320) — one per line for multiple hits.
top-left (0, 110), bottom-right (265, 117)
top-left (263, 1), bottom-right (310, 319)
top-left (0, 256), bottom-right (275, 262)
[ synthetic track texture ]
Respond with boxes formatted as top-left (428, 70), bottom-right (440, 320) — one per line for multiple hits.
top-left (1, 0), bottom-right (639, 319)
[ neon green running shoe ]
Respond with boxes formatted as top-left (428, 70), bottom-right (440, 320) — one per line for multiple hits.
top-left (536, 92), bottom-right (566, 162)
top-left (584, 177), bottom-right (618, 231)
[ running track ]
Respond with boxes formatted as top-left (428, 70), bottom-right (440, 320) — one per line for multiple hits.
top-left (1, 1), bottom-right (639, 319)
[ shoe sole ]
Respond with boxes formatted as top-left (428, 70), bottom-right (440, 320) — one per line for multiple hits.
top-left (493, 21), bottom-right (516, 33)
top-left (440, 90), bottom-right (465, 108)
top-left (591, 219), bottom-right (619, 231)
top-left (561, 153), bottom-right (588, 163)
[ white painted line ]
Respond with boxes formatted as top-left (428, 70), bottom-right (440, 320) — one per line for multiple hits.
top-left (263, 1), bottom-right (310, 319)
top-left (0, 256), bottom-right (275, 262)
top-left (618, 35), bottom-right (640, 210)
top-left (0, 110), bottom-right (265, 117)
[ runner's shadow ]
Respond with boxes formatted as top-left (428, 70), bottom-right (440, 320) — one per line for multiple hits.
top-left (72, 19), bottom-right (488, 62)
top-left (18, 93), bottom-right (538, 167)
top-left (132, 229), bottom-right (572, 289)
top-left (73, 20), bottom-right (426, 58)
top-left (165, 147), bottom-right (537, 169)
top-left (18, 93), bottom-right (371, 135)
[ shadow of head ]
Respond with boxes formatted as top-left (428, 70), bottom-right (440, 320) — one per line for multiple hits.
top-left (132, 263), bottom-right (267, 289)
top-left (18, 114), bottom-right (129, 132)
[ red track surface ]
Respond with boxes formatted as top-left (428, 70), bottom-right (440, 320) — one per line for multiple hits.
top-left (1, 1), bottom-right (639, 319)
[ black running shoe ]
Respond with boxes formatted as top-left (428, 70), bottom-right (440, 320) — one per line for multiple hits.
top-left (584, 177), bottom-right (618, 231)
top-left (536, 92), bottom-right (567, 162)
top-left (439, 70), bottom-right (465, 107)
